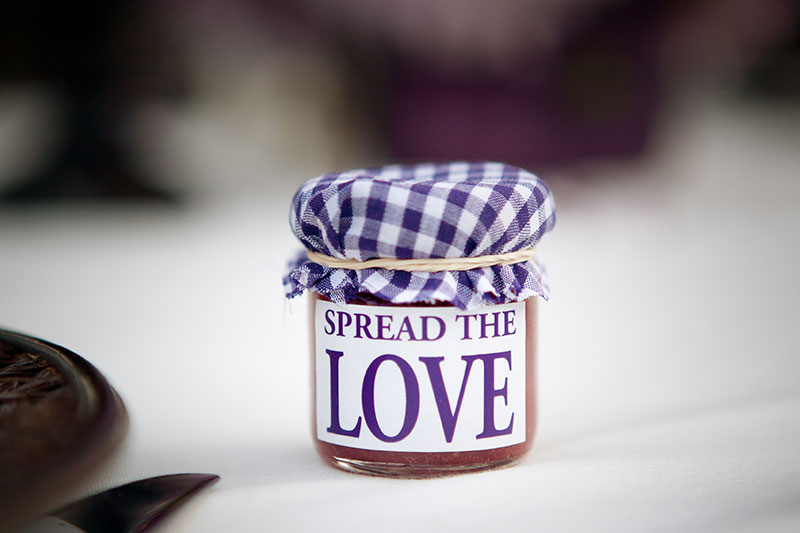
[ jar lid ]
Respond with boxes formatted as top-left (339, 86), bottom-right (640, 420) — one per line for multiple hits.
top-left (284, 162), bottom-right (555, 309)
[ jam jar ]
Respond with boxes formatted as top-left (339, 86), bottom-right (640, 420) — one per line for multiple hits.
top-left (285, 162), bottom-right (555, 477)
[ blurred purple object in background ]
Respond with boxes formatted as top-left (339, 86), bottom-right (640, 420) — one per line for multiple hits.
top-left (385, 2), bottom-right (661, 166)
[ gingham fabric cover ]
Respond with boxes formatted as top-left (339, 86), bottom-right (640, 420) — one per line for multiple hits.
top-left (284, 162), bottom-right (556, 309)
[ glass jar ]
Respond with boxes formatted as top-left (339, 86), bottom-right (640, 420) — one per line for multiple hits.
top-left (310, 292), bottom-right (537, 477)
top-left (284, 161), bottom-right (555, 478)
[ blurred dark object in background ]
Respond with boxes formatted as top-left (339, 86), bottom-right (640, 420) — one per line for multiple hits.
top-left (0, 1), bottom-right (177, 203)
top-left (742, 30), bottom-right (800, 101)
top-left (662, 0), bottom-right (799, 86)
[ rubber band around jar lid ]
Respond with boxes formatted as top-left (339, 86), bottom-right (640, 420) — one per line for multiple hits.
top-left (305, 247), bottom-right (537, 273)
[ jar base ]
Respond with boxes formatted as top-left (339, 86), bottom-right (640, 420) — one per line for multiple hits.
top-left (328, 455), bottom-right (518, 478)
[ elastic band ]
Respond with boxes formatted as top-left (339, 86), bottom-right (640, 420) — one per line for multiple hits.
top-left (305, 247), bottom-right (537, 273)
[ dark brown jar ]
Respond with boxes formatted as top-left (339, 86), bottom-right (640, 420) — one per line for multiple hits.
top-left (309, 292), bottom-right (537, 477)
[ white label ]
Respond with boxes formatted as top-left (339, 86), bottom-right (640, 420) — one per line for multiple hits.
top-left (315, 299), bottom-right (526, 452)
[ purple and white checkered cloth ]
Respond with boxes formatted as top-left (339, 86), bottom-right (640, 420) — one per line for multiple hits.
top-left (284, 162), bottom-right (556, 309)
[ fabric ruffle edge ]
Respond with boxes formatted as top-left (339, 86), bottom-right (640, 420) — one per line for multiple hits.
top-left (282, 250), bottom-right (550, 310)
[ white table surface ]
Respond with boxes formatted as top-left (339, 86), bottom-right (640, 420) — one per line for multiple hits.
top-left (1, 94), bottom-right (799, 532)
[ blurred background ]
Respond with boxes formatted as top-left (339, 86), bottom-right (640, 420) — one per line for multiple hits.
top-left (0, 0), bottom-right (798, 201)
top-left (2, 1), bottom-right (800, 530)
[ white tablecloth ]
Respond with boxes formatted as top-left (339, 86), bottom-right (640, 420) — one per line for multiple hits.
top-left (2, 95), bottom-right (799, 532)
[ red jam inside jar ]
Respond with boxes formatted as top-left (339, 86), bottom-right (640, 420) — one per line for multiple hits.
top-left (310, 292), bottom-right (537, 477)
